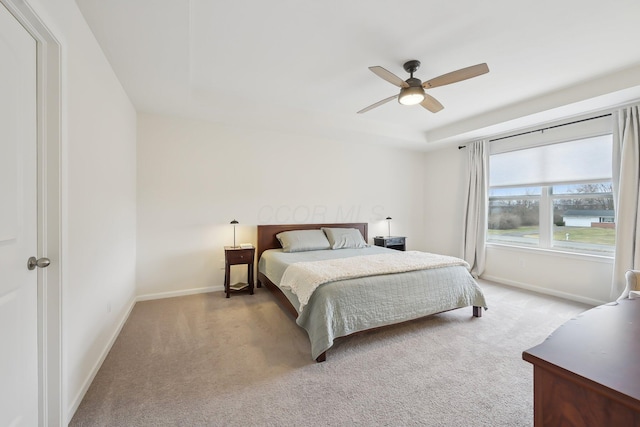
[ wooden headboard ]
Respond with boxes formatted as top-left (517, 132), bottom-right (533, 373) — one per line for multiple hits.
top-left (257, 223), bottom-right (368, 260)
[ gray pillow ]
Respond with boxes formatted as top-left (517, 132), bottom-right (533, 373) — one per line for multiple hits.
top-left (321, 227), bottom-right (368, 249)
top-left (276, 229), bottom-right (331, 253)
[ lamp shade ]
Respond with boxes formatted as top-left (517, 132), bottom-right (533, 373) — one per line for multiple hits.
top-left (230, 219), bottom-right (238, 225)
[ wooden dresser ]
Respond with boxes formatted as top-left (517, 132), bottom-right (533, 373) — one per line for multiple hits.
top-left (523, 298), bottom-right (640, 426)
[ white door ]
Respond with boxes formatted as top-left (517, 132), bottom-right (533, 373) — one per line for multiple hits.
top-left (0, 3), bottom-right (38, 426)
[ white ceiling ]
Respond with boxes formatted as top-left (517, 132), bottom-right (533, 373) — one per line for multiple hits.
top-left (75, 0), bottom-right (640, 151)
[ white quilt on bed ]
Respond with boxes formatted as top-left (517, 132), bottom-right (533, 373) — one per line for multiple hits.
top-left (279, 251), bottom-right (469, 312)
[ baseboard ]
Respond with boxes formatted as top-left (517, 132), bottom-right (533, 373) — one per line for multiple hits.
top-left (480, 274), bottom-right (607, 307)
top-left (67, 296), bottom-right (137, 422)
top-left (136, 285), bottom-right (224, 302)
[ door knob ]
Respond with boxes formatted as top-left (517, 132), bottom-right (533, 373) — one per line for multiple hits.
top-left (27, 256), bottom-right (50, 271)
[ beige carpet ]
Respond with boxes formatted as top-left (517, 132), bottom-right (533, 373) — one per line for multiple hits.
top-left (70, 280), bottom-right (590, 426)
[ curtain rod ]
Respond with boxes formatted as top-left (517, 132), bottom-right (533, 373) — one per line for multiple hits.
top-left (457, 113), bottom-right (612, 149)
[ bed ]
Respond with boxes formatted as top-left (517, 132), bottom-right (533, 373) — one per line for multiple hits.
top-left (257, 223), bottom-right (487, 362)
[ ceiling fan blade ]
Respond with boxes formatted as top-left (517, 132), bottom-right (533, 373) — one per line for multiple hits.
top-left (357, 94), bottom-right (398, 114)
top-left (369, 66), bottom-right (409, 88)
top-left (420, 94), bottom-right (444, 113)
top-left (423, 63), bottom-right (489, 89)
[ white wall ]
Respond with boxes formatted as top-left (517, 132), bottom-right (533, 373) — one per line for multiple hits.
top-left (423, 145), bottom-right (613, 306)
top-left (26, 0), bottom-right (138, 422)
top-left (423, 147), bottom-right (467, 257)
top-left (136, 113), bottom-right (426, 297)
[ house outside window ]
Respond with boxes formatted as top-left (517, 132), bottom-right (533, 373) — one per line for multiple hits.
top-left (562, 210), bottom-right (614, 227)
top-left (487, 117), bottom-right (615, 256)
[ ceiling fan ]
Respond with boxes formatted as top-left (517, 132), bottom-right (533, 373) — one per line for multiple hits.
top-left (357, 60), bottom-right (489, 114)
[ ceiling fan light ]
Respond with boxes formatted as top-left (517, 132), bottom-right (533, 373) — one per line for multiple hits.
top-left (398, 86), bottom-right (425, 105)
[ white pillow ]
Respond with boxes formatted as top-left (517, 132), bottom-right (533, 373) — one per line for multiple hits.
top-left (321, 227), bottom-right (368, 249)
top-left (276, 229), bottom-right (331, 253)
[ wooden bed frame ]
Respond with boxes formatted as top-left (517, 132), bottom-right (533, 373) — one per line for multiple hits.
top-left (256, 222), bottom-right (481, 362)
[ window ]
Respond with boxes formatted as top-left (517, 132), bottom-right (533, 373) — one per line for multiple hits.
top-left (488, 131), bottom-right (615, 256)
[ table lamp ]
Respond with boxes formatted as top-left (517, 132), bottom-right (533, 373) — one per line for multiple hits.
top-left (386, 216), bottom-right (392, 237)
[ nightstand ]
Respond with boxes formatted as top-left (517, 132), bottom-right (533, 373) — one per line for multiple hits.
top-left (224, 246), bottom-right (255, 298)
top-left (373, 236), bottom-right (406, 251)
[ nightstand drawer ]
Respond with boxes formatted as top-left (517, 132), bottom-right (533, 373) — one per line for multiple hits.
top-left (225, 248), bottom-right (255, 265)
top-left (373, 236), bottom-right (406, 251)
top-left (385, 237), bottom-right (404, 246)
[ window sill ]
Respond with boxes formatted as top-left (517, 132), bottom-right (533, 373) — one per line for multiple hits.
top-left (485, 242), bottom-right (614, 264)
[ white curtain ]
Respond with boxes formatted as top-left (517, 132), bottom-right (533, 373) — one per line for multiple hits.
top-left (611, 105), bottom-right (640, 300)
top-left (461, 140), bottom-right (488, 278)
